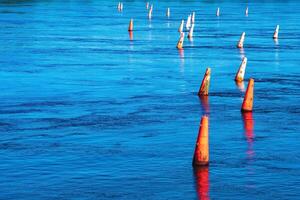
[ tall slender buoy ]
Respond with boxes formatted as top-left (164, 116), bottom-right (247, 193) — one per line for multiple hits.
top-left (193, 116), bottom-right (209, 167)
top-left (192, 12), bottom-right (196, 24)
top-left (148, 4), bottom-right (153, 19)
top-left (166, 8), bottom-right (170, 17)
top-left (245, 6), bottom-right (249, 16)
top-left (216, 7), bottom-right (220, 16)
top-left (186, 14), bottom-right (191, 30)
top-left (178, 20), bottom-right (184, 33)
top-left (188, 24), bottom-right (195, 39)
top-left (273, 25), bottom-right (279, 39)
top-left (146, 2), bottom-right (149, 10)
top-left (237, 32), bottom-right (246, 48)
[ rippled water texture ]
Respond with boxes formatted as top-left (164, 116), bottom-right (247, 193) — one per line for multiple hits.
top-left (0, 0), bottom-right (300, 199)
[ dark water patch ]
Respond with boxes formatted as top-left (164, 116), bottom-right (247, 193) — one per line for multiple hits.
top-left (0, 109), bottom-right (42, 115)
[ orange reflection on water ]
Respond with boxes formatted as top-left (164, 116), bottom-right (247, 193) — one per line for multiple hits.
top-left (178, 49), bottom-right (184, 59)
top-left (199, 96), bottom-right (210, 114)
top-left (129, 31), bottom-right (133, 41)
top-left (194, 167), bottom-right (210, 200)
top-left (242, 112), bottom-right (255, 159)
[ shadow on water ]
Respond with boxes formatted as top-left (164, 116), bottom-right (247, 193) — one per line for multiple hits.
top-left (242, 112), bottom-right (255, 160)
top-left (193, 166), bottom-right (210, 200)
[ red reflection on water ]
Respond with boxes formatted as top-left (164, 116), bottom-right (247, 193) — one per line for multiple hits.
top-left (242, 112), bottom-right (255, 158)
top-left (129, 31), bottom-right (133, 41)
top-left (178, 49), bottom-right (184, 59)
top-left (199, 96), bottom-right (210, 114)
top-left (235, 81), bottom-right (245, 92)
top-left (274, 38), bottom-right (279, 45)
top-left (194, 167), bottom-right (210, 200)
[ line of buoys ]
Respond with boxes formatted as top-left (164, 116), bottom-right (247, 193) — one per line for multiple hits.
top-left (237, 32), bottom-right (246, 48)
top-left (216, 7), bottom-right (220, 16)
top-left (241, 78), bottom-right (254, 112)
top-left (198, 68), bottom-right (211, 96)
top-left (273, 25), bottom-right (279, 39)
top-left (235, 57), bottom-right (247, 82)
top-left (176, 32), bottom-right (185, 49)
top-left (193, 115), bottom-right (209, 167)
top-left (128, 19), bottom-right (133, 32)
top-left (166, 8), bottom-right (170, 17)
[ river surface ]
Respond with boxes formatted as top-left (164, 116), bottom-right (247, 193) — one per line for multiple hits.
top-left (0, 0), bottom-right (300, 199)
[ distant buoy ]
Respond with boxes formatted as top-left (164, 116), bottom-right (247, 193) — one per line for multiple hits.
top-left (192, 12), bottom-right (195, 24)
top-left (245, 7), bottom-right (249, 16)
top-left (120, 3), bottom-right (123, 11)
top-left (186, 14), bottom-right (191, 30)
top-left (188, 24), bottom-right (195, 39)
top-left (128, 19), bottom-right (133, 32)
top-left (198, 68), bottom-right (211, 96)
top-left (193, 116), bottom-right (209, 167)
top-left (273, 25), bottom-right (279, 39)
top-left (241, 78), bottom-right (254, 112)
top-left (146, 2), bottom-right (149, 10)
top-left (216, 7), bottom-right (220, 16)
top-left (178, 20), bottom-right (184, 33)
top-left (176, 32), bottom-right (185, 49)
top-left (166, 8), bottom-right (170, 17)
top-left (148, 4), bottom-right (153, 19)
top-left (235, 57), bottom-right (248, 82)
top-left (237, 32), bottom-right (246, 48)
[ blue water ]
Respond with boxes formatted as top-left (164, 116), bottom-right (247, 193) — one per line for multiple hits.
top-left (1, 0), bottom-right (300, 199)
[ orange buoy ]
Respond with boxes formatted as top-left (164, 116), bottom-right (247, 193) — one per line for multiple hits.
top-left (166, 8), bottom-right (170, 17)
top-left (273, 25), bottom-right (279, 39)
top-left (192, 12), bottom-right (195, 24)
top-left (198, 68), bottom-right (211, 96)
top-left (245, 6), bottom-right (249, 16)
top-left (128, 19), bottom-right (133, 32)
top-left (237, 32), bottom-right (246, 48)
top-left (178, 20), bottom-right (184, 32)
top-left (188, 24), bottom-right (194, 39)
top-left (193, 116), bottom-right (209, 167)
top-left (117, 2), bottom-right (121, 11)
top-left (176, 32), bottom-right (185, 49)
top-left (146, 2), bottom-right (149, 10)
top-left (235, 57), bottom-right (248, 82)
top-left (216, 7), bottom-right (220, 16)
top-left (241, 78), bottom-right (254, 112)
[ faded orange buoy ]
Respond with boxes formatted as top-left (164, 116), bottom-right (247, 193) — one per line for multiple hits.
top-left (237, 32), bottom-right (246, 48)
top-left (120, 3), bottom-right (123, 11)
top-left (216, 7), bottom-right (220, 16)
top-left (166, 8), bottom-right (170, 17)
top-left (146, 2), bottom-right (149, 10)
top-left (198, 68), bottom-right (211, 96)
top-left (241, 78), bottom-right (254, 112)
top-left (178, 20), bottom-right (184, 32)
top-left (273, 25), bottom-right (279, 39)
top-left (176, 32), bottom-right (185, 49)
top-left (193, 116), bottom-right (209, 167)
top-left (188, 24), bottom-right (194, 39)
top-left (128, 19), bottom-right (133, 32)
top-left (235, 57), bottom-right (248, 82)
